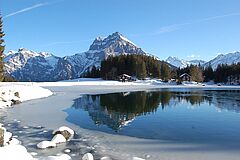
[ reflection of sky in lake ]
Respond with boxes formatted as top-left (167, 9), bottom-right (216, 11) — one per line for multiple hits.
top-left (64, 90), bottom-right (240, 147)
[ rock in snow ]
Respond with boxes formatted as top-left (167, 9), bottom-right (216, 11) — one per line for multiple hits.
top-left (64, 149), bottom-right (71, 153)
top-left (51, 134), bottom-right (67, 144)
top-left (132, 157), bottom-right (146, 160)
top-left (52, 126), bottom-right (74, 141)
top-left (100, 157), bottom-right (112, 160)
top-left (82, 153), bottom-right (94, 160)
top-left (39, 154), bottom-right (72, 160)
top-left (37, 126), bottom-right (74, 149)
top-left (37, 141), bottom-right (57, 149)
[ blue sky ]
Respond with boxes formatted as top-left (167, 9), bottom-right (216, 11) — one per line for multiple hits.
top-left (0, 0), bottom-right (240, 61)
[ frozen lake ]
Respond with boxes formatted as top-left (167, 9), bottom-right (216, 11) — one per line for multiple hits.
top-left (2, 85), bottom-right (240, 160)
top-left (65, 90), bottom-right (240, 143)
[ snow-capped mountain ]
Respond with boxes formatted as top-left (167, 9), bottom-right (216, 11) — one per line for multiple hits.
top-left (4, 48), bottom-right (73, 81)
top-left (166, 56), bottom-right (206, 68)
top-left (166, 52), bottom-right (240, 69)
top-left (4, 32), bottom-right (150, 81)
top-left (64, 32), bottom-right (148, 77)
top-left (203, 51), bottom-right (240, 69)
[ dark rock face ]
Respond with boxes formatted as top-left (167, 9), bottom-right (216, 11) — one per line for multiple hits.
top-left (11, 99), bottom-right (21, 105)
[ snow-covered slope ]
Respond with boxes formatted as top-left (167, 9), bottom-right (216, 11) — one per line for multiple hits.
top-left (203, 51), bottom-right (240, 69)
top-left (166, 56), bottom-right (205, 68)
top-left (4, 48), bottom-right (56, 73)
top-left (4, 48), bottom-right (73, 81)
top-left (166, 52), bottom-right (240, 69)
top-left (3, 32), bottom-right (151, 81)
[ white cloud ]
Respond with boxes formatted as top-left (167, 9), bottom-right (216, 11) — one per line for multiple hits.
top-left (3, 0), bottom-right (67, 19)
top-left (187, 54), bottom-right (200, 59)
top-left (4, 3), bottom-right (49, 19)
top-left (155, 22), bottom-right (191, 34)
top-left (153, 12), bottom-right (240, 35)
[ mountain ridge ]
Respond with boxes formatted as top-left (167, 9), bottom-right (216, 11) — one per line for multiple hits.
top-left (4, 32), bottom-right (155, 81)
top-left (3, 32), bottom-right (240, 81)
top-left (166, 56), bottom-right (206, 68)
top-left (166, 52), bottom-right (240, 69)
top-left (203, 52), bottom-right (240, 69)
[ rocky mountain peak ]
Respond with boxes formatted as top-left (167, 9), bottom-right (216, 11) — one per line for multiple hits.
top-left (89, 32), bottom-right (138, 52)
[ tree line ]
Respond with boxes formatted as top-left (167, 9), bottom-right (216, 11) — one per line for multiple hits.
top-left (87, 56), bottom-right (240, 84)
top-left (211, 63), bottom-right (240, 83)
top-left (99, 54), bottom-right (171, 80)
top-left (177, 63), bottom-right (240, 83)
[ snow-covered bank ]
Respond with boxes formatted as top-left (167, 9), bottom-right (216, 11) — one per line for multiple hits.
top-left (0, 124), bottom-right (34, 160)
top-left (0, 84), bottom-right (54, 159)
top-left (0, 84), bottom-right (53, 109)
top-left (1, 78), bottom-right (240, 89)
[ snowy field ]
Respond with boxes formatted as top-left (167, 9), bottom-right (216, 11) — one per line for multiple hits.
top-left (1, 79), bottom-right (240, 160)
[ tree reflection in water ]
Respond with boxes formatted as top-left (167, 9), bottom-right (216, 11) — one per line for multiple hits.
top-left (71, 90), bottom-right (240, 131)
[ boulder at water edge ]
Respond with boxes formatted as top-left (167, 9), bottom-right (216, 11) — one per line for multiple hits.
top-left (42, 154), bottom-right (72, 160)
top-left (51, 134), bottom-right (66, 144)
top-left (37, 141), bottom-right (57, 149)
top-left (100, 157), bottom-right (112, 160)
top-left (52, 126), bottom-right (74, 141)
top-left (0, 127), bottom-right (4, 146)
top-left (133, 157), bottom-right (145, 160)
top-left (82, 153), bottom-right (94, 160)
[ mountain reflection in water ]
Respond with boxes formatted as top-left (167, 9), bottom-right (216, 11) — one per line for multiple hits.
top-left (67, 90), bottom-right (240, 132)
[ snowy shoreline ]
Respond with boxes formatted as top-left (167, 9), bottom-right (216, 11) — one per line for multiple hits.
top-left (1, 78), bottom-right (240, 88)
top-left (0, 84), bottom-right (53, 109)
top-left (0, 84), bottom-right (60, 160)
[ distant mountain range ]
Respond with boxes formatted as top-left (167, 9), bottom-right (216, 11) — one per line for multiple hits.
top-left (3, 32), bottom-right (240, 81)
top-left (4, 32), bottom-right (154, 81)
top-left (166, 56), bottom-right (206, 68)
top-left (166, 51), bottom-right (240, 69)
top-left (202, 52), bottom-right (240, 69)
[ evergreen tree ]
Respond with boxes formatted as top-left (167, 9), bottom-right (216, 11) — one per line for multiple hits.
top-left (190, 65), bottom-right (204, 82)
top-left (203, 65), bottom-right (214, 82)
top-left (137, 60), bottom-right (147, 79)
top-left (160, 63), bottom-right (171, 81)
top-left (0, 15), bottom-right (5, 82)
